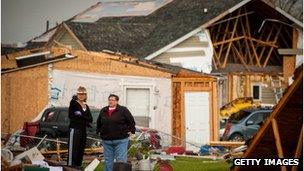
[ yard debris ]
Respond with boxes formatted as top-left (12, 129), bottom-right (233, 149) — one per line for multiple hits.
top-left (165, 146), bottom-right (185, 155)
top-left (15, 147), bottom-right (45, 162)
top-left (222, 145), bottom-right (248, 163)
top-left (84, 158), bottom-right (100, 171)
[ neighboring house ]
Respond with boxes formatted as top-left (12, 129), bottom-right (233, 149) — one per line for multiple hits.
top-left (1, 47), bottom-right (219, 147)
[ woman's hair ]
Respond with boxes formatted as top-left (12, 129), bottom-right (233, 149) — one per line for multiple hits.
top-left (108, 94), bottom-right (119, 101)
top-left (77, 86), bottom-right (87, 102)
top-left (77, 86), bottom-right (87, 93)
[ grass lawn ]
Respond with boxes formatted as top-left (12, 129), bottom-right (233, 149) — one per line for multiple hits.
top-left (93, 156), bottom-right (230, 171)
top-left (170, 156), bottom-right (230, 171)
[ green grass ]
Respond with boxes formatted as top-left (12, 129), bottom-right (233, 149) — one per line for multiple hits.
top-left (170, 156), bottom-right (230, 171)
top-left (93, 156), bottom-right (230, 171)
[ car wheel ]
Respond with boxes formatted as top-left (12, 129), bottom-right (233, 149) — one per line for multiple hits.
top-left (229, 133), bottom-right (244, 142)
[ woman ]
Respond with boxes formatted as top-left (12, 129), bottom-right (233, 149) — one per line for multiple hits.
top-left (97, 94), bottom-right (136, 171)
top-left (67, 86), bottom-right (93, 169)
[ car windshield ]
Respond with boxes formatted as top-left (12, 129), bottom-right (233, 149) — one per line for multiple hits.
top-left (228, 110), bottom-right (251, 123)
top-left (91, 109), bottom-right (100, 124)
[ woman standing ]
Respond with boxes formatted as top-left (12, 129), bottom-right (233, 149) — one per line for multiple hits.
top-left (97, 94), bottom-right (136, 171)
top-left (68, 86), bottom-right (93, 169)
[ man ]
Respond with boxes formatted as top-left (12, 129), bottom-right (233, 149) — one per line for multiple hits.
top-left (68, 86), bottom-right (93, 169)
top-left (97, 94), bottom-right (136, 171)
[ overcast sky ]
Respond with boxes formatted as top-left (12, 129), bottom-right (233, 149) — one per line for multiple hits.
top-left (2, 0), bottom-right (99, 44)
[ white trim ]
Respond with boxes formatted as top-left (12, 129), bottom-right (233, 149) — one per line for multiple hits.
top-left (16, 51), bottom-right (51, 60)
top-left (68, 128), bottom-right (74, 166)
top-left (167, 47), bottom-right (206, 53)
top-left (145, 27), bottom-right (203, 60)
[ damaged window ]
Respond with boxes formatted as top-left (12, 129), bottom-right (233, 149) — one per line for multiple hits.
top-left (43, 111), bottom-right (56, 122)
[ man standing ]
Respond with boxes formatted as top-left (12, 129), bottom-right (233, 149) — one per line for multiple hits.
top-left (97, 94), bottom-right (136, 171)
top-left (68, 86), bottom-right (93, 169)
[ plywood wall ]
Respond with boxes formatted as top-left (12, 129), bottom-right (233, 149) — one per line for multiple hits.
top-left (52, 49), bottom-right (172, 78)
top-left (2, 48), bottom-right (173, 133)
top-left (1, 66), bottom-right (48, 133)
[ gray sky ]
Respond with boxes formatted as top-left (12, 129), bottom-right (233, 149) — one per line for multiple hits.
top-left (2, 0), bottom-right (99, 44)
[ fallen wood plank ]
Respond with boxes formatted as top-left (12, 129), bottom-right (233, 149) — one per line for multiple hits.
top-left (208, 141), bottom-right (245, 147)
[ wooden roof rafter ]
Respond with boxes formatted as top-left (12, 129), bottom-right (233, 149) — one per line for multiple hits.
top-left (209, 6), bottom-right (293, 71)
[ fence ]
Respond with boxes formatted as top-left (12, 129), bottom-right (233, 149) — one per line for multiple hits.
top-left (1, 132), bottom-right (102, 161)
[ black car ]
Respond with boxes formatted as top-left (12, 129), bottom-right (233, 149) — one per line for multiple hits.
top-left (37, 106), bottom-right (100, 139)
top-left (221, 108), bottom-right (272, 141)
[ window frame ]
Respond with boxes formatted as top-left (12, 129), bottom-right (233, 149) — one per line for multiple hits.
top-left (251, 83), bottom-right (262, 101)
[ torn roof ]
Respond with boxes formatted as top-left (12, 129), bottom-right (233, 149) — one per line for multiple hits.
top-left (66, 0), bottom-right (243, 58)
top-left (64, 0), bottom-right (302, 59)
top-left (73, 0), bottom-right (173, 23)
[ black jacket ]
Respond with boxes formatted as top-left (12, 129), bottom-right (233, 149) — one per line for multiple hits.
top-left (96, 105), bottom-right (136, 140)
top-left (68, 99), bottom-right (93, 131)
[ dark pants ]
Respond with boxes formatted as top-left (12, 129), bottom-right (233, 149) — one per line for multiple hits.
top-left (67, 128), bottom-right (87, 167)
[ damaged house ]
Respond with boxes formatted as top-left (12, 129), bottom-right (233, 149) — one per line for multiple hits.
top-left (1, 0), bottom-right (302, 148)
top-left (42, 0), bottom-right (302, 106)
top-left (1, 47), bottom-right (219, 148)
top-left (41, 0), bottom-right (302, 139)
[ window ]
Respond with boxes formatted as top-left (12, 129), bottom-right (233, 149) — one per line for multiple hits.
top-left (125, 87), bottom-right (151, 127)
top-left (247, 113), bottom-right (264, 125)
top-left (43, 111), bottom-right (56, 122)
top-left (252, 84), bottom-right (261, 101)
top-left (91, 110), bottom-right (100, 124)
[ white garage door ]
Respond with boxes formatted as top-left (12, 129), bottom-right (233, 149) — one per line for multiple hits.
top-left (126, 88), bottom-right (150, 127)
top-left (185, 92), bottom-right (210, 150)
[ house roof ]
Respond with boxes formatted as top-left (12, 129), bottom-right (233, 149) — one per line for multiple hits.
top-left (2, 47), bottom-right (216, 79)
top-left (64, 0), bottom-right (302, 60)
top-left (66, 0), bottom-right (243, 58)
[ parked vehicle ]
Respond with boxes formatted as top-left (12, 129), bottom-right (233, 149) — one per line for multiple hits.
top-left (20, 107), bottom-right (162, 149)
top-left (37, 107), bottom-right (100, 139)
top-left (221, 108), bottom-right (272, 141)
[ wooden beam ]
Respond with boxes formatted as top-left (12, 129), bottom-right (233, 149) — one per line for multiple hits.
top-left (232, 44), bottom-right (250, 71)
top-left (240, 17), bottom-right (254, 65)
top-left (263, 25), bottom-right (282, 67)
top-left (292, 28), bottom-right (298, 49)
top-left (213, 49), bottom-right (220, 69)
top-left (218, 14), bottom-right (232, 66)
top-left (271, 119), bottom-right (284, 158)
top-left (294, 127), bottom-right (303, 158)
top-left (271, 119), bottom-right (287, 171)
top-left (214, 22), bottom-right (223, 42)
top-left (244, 10), bottom-right (261, 67)
top-left (250, 37), bottom-right (278, 48)
top-left (212, 81), bottom-right (218, 141)
top-left (222, 10), bottom-right (240, 68)
top-left (291, 128), bottom-right (303, 171)
top-left (213, 36), bottom-right (245, 46)
top-left (259, 26), bottom-right (274, 60)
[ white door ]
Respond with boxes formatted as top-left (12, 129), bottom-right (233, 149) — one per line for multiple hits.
top-left (185, 92), bottom-right (210, 150)
top-left (126, 88), bottom-right (150, 127)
